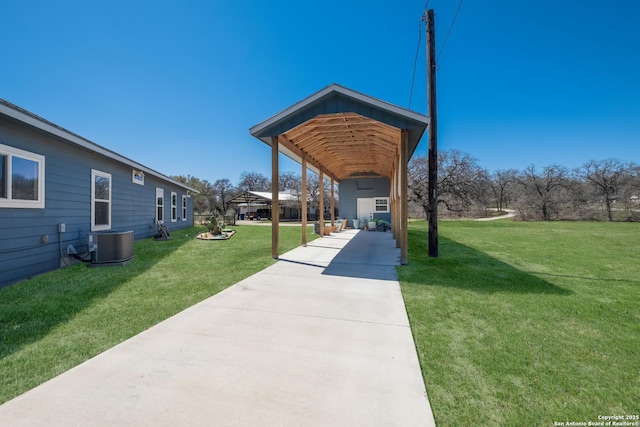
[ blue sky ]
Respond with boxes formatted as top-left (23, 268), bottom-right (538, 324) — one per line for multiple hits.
top-left (1, 0), bottom-right (638, 185)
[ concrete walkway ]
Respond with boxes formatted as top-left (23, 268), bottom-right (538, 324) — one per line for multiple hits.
top-left (0, 230), bottom-right (435, 426)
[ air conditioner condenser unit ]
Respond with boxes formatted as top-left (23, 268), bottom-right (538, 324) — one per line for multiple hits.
top-left (89, 230), bottom-right (134, 266)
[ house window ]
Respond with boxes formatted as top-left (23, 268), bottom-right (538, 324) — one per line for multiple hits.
top-left (156, 188), bottom-right (164, 223)
top-left (171, 191), bottom-right (177, 222)
top-left (0, 143), bottom-right (45, 209)
top-left (91, 170), bottom-right (111, 231)
top-left (357, 179), bottom-right (374, 190)
top-left (374, 197), bottom-right (390, 213)
top-left (132, 169), bottom-right (145, 185)
top-left (182, 195), bottom-right (187, 221)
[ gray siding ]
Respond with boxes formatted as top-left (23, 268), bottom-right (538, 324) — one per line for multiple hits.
top-left (339, 178), bottom-right (391, 228)
top-left (0, 116), bottom-right (193, 288)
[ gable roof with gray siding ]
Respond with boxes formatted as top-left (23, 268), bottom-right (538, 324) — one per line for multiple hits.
top-left (0, 99), bottom-right (197, 194)
top-left (0, 99), bottom-right (198, 288)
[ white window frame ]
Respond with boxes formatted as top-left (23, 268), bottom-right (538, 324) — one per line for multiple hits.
top-left (91, 169), bottom-right (112, 231)
top-left (181, 195), bottom-right (187, 221)
top-left (374, 197), bottom-right (390, 213)
top-left (0, 143), bottom-right (45, 209)
top-left (171, 191), bottom-right (177, 222)
top-left (132, 169), bottom-right (145, 185)
top-left (156, 188), bottom-right (164, 224)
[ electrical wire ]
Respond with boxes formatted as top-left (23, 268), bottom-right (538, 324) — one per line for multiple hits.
top-left (409, 0), bottom-right (430, 108)
top-left (437, 0), bottom-right (464, 63)
top-left (410, 0), bottom-right (464, 106)
top-left (408, 20), bottom-right (423, 109)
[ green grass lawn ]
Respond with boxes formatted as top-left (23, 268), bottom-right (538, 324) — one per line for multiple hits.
top-left (0, 224), bottom-right (316, 404)
top-left (398, 220), bottom-right (640, 426)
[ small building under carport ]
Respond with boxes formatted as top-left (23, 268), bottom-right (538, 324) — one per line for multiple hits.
top-left (249, 84), bottom-right (428, 264)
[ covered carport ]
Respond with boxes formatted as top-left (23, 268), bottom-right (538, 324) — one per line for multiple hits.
top-left (249, 84), bottom-right (428, 264)
top-left (228, 190), bottom-right (304, 221)
top-left (227, 191), bottom-right (271, 220)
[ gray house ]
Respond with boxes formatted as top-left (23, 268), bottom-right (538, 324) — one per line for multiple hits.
top-left (338, 178), bottom-right (391, 226)
top-left (0, 99), bottom-right (197, 288)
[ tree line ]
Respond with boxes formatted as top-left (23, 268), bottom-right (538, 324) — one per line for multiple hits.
top-left (175, 151), bottom-right (640, 222)
top-left (172, 170), bottom-right (334, 218)
top-left (409, 151), bottom-right (640, 222)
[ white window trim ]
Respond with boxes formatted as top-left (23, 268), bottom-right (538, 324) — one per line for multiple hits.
top-left (0, 143), bottom-right (45, 209)
top-left (181, 194), bottom-right (187, 221)
top-left (171, 191), bottom-right (177, 222)
top-left (132, 169), bottom-right (145, 185)
top-left (374, 197), bottom-right (390, 213)
top-left (91, 169), bottom-right (112, 231)
top-left (156, 187), bottom-right (164, 224)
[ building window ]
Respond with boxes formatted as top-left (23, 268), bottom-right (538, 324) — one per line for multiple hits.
top-left (374, 197), bottom-right (389, 213)
top-left (182, 195), bottom-right (187, 221)
top-left (132, 169), bottom-right (145, 185)
top-left (171, 192), bottom-right (177, 222)
top-left (0, 143), bottom-right (45, 209)
top-left (91, 170), bottom-right (111, 231)
top-left (156, 188), bottom-right (164, 223)
top-left (357, 179), bottom-right (374, 190)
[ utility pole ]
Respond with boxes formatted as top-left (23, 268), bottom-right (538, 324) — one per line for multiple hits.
top-left (426, 9), bottom-right (438, 257)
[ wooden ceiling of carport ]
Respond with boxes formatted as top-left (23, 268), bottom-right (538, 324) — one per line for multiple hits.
top-left (250, 84), bottom-right (429, 185)
top-left (276, 112), bottom-right (401, 181)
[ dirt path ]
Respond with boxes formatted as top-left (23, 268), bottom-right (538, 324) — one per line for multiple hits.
top-left (476, 209), bottom-right (516, 221)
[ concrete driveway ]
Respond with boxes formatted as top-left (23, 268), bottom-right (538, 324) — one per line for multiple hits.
top-left (0, 229), bottom-right (435, 426)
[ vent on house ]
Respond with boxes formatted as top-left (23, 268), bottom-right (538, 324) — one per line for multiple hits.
top-left (89, 230), bottom-right (134, 266)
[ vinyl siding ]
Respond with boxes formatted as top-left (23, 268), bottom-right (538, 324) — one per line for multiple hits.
top-left (339, 178), bottom-right (392, 228)
top-left (0, 114), bottom-right (193, 288)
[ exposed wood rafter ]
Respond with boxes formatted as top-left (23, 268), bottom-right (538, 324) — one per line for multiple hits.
top-left (281, 112), bottom-right (401, 180)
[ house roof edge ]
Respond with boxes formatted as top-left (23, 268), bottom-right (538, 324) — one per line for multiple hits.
top-left (0, 98), bottom-right (198, 194)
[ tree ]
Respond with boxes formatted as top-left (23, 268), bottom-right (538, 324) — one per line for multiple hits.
top-left (515, 164), bottom-right (570, 220)
top-left (279, 171), bottom-right (300, 191)
top-left (408, 149), bottom-right (488, 216)
top-left (489, 169), bottom-right (518, 212)
top-left (172, 175), bottom-right (214, 215)
top-left (408, 155), bottom-right (429, 217)
top-left (212, 178), bottom-right (236, 213)
top-left (620, 164), bottom-right (640, 219)
top-left (304, 172), bottom-right (333, 220)
top-left (306, 172), bottom-right (321, 220)
top-left (578, 159), bottom-right (632, 222)
top-left (237, 171), bottom-right (270, 192)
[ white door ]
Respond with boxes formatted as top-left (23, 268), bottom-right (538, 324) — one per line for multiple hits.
top-left (357, 198), bottom-right (375, 221)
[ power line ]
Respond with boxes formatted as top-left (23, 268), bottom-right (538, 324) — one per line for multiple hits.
top-left (409, 0), bottom-right (430, 108)
top-left (437, 0), bottom-right (464, 63)
top-left (408, 20), bottom-right (423, 109)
